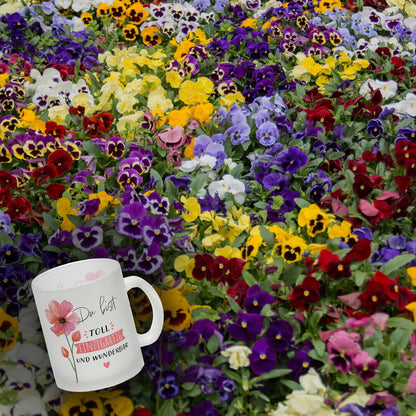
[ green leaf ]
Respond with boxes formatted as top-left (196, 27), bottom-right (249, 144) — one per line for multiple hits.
top-left (190, 173), bottom-right (208, 195)
top-left (259, 225), bottom-right (275, 249)
top-left (158, 400), bottom-right (177, 416)
top-left (207, 334), bottom-right (220, 354)
top-left (387, 317), bottom-right (416, 331)
top-left (250, 368), bottom-right (292, 384)
top-left (294, 198), bottom-right (310, 208)
top-left (82, 141), bottom-right (103, 157)
top-left (0, 389), bottom-right (18, 406)
top-left (377, 360), bottom-right (395, 379)
top-left (242, 270), bottom-right (257, 286)
top-left (42, 212), bottom-right (59, 231)
top-left (380, 254), bottom-right (416, 275)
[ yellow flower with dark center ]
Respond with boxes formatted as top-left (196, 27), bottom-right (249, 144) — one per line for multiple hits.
top-left (178, 77), bottom-right (214, 105)
top-left (103, 395), bottom-right (134, 416)
top-left (161, 289), bottom-right (192, 331)
top-left (110, 0), bottom-right (126, 19)
top-left (141, 26), bottom-right (162, 47)
top-left (60, 392), bottom-right (103, 416)
top-left (298, 204), bottom-right (333, 237)
top-left (0, 308), bottom-right (19, 351)
top-left (96, 2), bottom-right (111, 17)
top-left (80, 12), bottom-right (93, 25)
top-left (174, 39), bottom-right (196, 61)
top-left (0, 142), bottom-right (12, 163)
top-left (281, 236), bottom-right (307, 263)
top-left (126, 2), bottom-right (148, 25)
top-left (328, 221), bottom-right (358, 245)
top-left (122, 23), bottom-right (139, 41)
top-left (0, 116), bottom-right (19, 133)
top-left (242, 233), bottom-right (263, 261)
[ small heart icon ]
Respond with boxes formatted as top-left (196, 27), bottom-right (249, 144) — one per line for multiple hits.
top-left (85, 270), bottom-right (105, 281)
top-left (104, 362), bottom-right (110, 368)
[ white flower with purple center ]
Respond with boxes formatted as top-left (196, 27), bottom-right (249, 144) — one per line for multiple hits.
top-left (116, 201), bottom-right (147, 239)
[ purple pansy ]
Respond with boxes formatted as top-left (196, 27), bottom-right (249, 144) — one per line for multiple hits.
top-left (141, 215), bottom-right (172, 247)
top-left (116, 247), bottom-right (138, 272)
top-left (227, 311), bottom-right (264, 342)
top-left (264, 320), bottom-right (294, 352)
top-left (274, 146), bottom-right (308, 174)
top-left (250, 338), bottom-right (277, 375)
top-left (154, 371), bottom-right (180, 400)
top-left (188, 400), bottom-right (219, 416)
top-left (243, 284), bottom-right (275, 313)
top-left (72, 225), bottom-right (103, 252)
top-left (137, 242), bottom-right (163, 275)
top-left (116, 201), bottom-right (147, 239)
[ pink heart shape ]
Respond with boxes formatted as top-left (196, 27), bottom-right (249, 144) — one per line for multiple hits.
top-left (103, 362), bottom-right (110, 368)
top-left (85, 270), bottom-right (105, 281)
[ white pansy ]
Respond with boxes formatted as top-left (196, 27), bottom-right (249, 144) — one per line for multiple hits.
top-left (18, 303), bottom-right (43, 344)
top-left (359, 79), bottom-right (398, 100)
top-left (208, 174), bottom-right (246, 204)
top-left (72, 0), bottom-right (92, 12)
top-left (4, 343), bottom-right (49, 376)
top-left (223, 158), bottom-right (238, 172)
top-left (54, 0), bottom-right (72, 9)
top-left (5, 364), bottom-right (36, 391)
top-left (12, 390), bottom-right (48, 416)
top-left (221, 345), bottom-right (252, 370)
top-left (405, 93), bottom-right (416, 116)
top-left (298, 368), bottom-right (326, 394)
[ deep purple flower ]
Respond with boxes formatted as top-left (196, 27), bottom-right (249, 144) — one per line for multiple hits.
top-left (367, 119), bottom-right (384, 138)
top-left (116, 247), bottom-right (138, 272)
top-left (76, 198), bottom-right (100, 216)
top-left (208, 38), bottom-right (230, 57)
top-left (250, 338), bottom-right (277, 375)
top-left (227, 311), bottom-right (264, 342)
top-left (274, 146), bottom-right (308, 173)
top-left (116, 201), bottom-right (147, 239)
top-left (117, 169), bottom-right (143, 189)
top-left (262, 173), bottom-right (289, 191)
top-left (6, 13), bottom-right (27, 31)
top-left (188, 400), bottom-right (219, 416)
top-left (43, 251), bottom-right (71, 269)
top-left (246, 40), bottom-right (270, 60)
top-left (164, 175), bottom-right (192, 191)
top-left (198, 194), bottom-right (227, 214)
top-left (264, 320), bottom-right (294, 352)
top-left (370, 247), bottom-right (401, 265)
top-left (286, 340), bottom-right (321, 380)
top-left (243, 284), bottom-right (275, 313)
top-left (72, 225), bottom-right (103, 252)
top-left (168, 329), bottom-right (200, 349)
top-left (214, 375), bottom-right (235, 401)
top-left (192, 319), bottom-right (219, 342)
top-left (0, 244), bottom-right (21, 264)
top-left (136, 242), bottom-right (163, 275)
top-left (154, 371), bottom-right (180, 400)
top-left (18, 233), bottom-right (43, 258)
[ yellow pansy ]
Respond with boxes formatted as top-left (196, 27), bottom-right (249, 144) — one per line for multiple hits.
top-left (300, 56), bottom-right (323, 76)
top-left (298, 204), bottom-right (334, 237)
top-left (103, 395), bottom-right (134, 416)
top-left (241, 18), bottom-right (257, 28)
top-left (56, 198), bottom-right (79, 232)
top-left (321, 56), bottom-right (337, 75)
top-left (0, 73), bottom-right (9, 87)
top-left (307, 243), bottom-right (328, 254)
top-left (281, 236), bottom-right (307, 263)
top-left (220, 92), bottom-right (245, 108)
top-left (147, 86), bottom-right (173, 113)
top-left (242, 233), bottom-right (263, 261)
top-left (181, 196), bottom-right (201, 222)
top-left (166, 70), bottom-right (183, 88)
top-left (139, 74), bottom-right (162, 94)
top-left (187, 29), bottom-right (208, 44)
top-left (174, 39), bottom-right (196, 61)
top-left (190, 103), bottom-right (214, 124)
top-left (167, 107), bottom-right (193, 127)
top-left (174, 255), bottom-right (195, 278)
top-left (407, 267), bottom-right (416, 286)
top-left (199, 210), bottom-right (225, 231)
top-left (202, 233), bottom-right (223, 249)
top-left (0, 308), bottom-right (19, 351)
top-left (406, 302), bottom-right (416, 322)
top-left (89, 191), bottom-right (120, 214)
top-left (161, 289), bottom-right (192, 331)
top-left (116, 111), bottom-right (144, 134)
top-left (290, 64), bottom-right (311, 83)
top-left (328, 221), bottom-right (352, 240)
top-left (179, 77), bottom-right (214, 105)
top-left (47, 105), bottom-right (69, 125)
top-left (316, 75), bottom-right (330, 90)
top-left (61, 392), bottom-right (103, 416)
top-left (18, 108), bottom-right (45, 132)
top-left (214, 245), bottom-right (243, 259)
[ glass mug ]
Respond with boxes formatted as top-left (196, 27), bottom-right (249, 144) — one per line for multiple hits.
top-left (31, 258), bottom-right (164, 392)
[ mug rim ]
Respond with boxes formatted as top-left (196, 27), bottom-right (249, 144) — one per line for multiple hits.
top-left (31, 258), bottom-right (121, 292)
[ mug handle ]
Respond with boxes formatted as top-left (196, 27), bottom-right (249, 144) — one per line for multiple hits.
top-left (124, 276), bottom-right (164, 347)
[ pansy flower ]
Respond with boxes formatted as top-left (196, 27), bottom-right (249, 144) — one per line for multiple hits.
top-left (227, 311), bottom-right (264, 342)
top-left (288, 276), bottom-right (321, 311)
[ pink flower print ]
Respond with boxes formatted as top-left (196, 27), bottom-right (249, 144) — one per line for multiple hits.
top-left (45, 300), bottom-right (80, 337)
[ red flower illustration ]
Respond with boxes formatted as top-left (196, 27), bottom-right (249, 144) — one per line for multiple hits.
top-left (45, 300), bottom-right (80, 337)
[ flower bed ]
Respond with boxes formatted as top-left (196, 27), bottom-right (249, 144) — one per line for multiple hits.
top-left (1, 0), bottom-right (416, 414)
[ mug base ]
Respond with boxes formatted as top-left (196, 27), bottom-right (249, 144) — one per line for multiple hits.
top-left (54, 362), bottom-right (144, 392)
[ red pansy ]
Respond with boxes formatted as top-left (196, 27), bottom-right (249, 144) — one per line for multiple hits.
top-left (6, 196), bottom-right (32, 220)
top-left (46, 183), bottom-right (65, 200)
top-left (192, 253), bottom-right (215, 280)
top-left (48, 149), bottom-right (73, 175)
top-left (0, 169), bottom-right (17, 190)
top-left (289, 276), bottom-right (321, 312)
